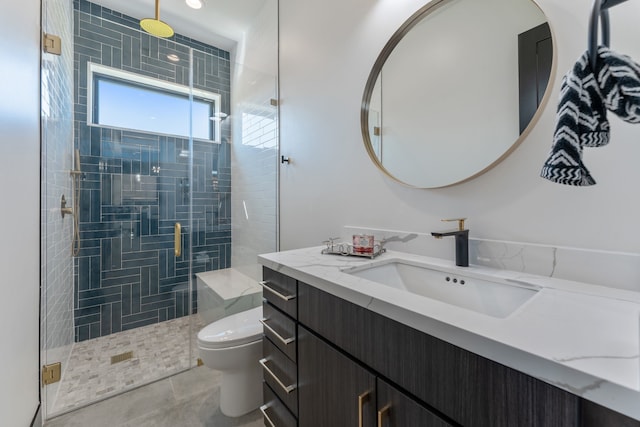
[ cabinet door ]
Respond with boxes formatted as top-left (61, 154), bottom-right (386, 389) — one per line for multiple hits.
top-left (377, 378), bottom-right (453, 427)
top-left (299, 326), bottom-right (376, 427)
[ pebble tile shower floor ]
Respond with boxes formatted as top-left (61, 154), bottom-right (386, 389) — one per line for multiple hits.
top-left (50, 314), bottom-right (206, 415)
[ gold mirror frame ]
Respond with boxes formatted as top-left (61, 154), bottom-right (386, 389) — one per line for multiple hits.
top-left (360, 0), bottom-right (556, 188)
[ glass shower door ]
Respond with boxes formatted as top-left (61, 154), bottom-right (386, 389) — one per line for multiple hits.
top-left (41, 0), bottom-right (277, 420)
top-left (40, 1), bottom-right (227, 417)
top-left (40, 0), bottom-right (76, 418)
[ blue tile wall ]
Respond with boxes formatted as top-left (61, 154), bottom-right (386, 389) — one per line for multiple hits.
top-left (73, 0), bottom-right (231, 342)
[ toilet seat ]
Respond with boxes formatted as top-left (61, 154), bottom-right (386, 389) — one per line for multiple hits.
top-left (197, 306), bottom-right (263, 350)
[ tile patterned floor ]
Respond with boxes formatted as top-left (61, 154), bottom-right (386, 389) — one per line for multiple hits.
top-left (51, 314), bottom-right (206, 416)
top-left (44, 367), bottom-right (264, 427)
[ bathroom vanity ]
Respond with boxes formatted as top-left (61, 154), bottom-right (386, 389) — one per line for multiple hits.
top-left (258, 247), bottom-right (640, 426)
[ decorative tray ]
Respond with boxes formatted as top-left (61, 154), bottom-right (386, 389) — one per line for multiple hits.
top-left (321, 238), bottom-right (386, 259)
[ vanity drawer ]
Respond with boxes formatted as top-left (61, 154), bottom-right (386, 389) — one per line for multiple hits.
top-left (262, 382), bottom-right (297, 427)
top-left (262, 301), bottom-right (297, 362)
top-left (262, 336), bottom-right (298, 417)
top-left (262, 267), bottom-right (297, 318)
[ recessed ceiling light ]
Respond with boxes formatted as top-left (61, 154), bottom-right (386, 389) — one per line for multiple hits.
top-left (186, 0), bottom-right (204, 9)
top-left (167, 53), bottom-right (180, 62)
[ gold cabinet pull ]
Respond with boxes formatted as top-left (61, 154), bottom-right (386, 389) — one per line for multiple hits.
top-left (358, 391), bottom-right (371, 427)
top-left (377, 404), bottom-right (391, 427)
top-left (174, 222), bottom-right (181, 257)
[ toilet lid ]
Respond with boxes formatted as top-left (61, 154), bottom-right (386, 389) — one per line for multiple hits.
top-left (197, 306), bottom-right (263, 349)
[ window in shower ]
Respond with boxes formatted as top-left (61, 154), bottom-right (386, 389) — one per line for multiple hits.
top-left (88, 63), bottom-right (221, 142)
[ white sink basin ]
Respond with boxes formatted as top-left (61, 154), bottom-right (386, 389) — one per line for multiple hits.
top-left (343, 259), bottom-right (540, 318)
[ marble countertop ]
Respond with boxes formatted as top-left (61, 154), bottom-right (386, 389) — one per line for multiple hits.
top-left (258, 246), bottom-right (640, 420)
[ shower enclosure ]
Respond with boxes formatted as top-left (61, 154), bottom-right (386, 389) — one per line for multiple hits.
top-left (41, 0), bottom-right (278, 420)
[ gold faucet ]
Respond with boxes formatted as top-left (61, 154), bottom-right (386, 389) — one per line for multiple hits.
top-left (441, 218), bottom-right (466, 232)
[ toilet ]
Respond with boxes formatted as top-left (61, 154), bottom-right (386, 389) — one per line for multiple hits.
top-left (197, 305), bottom-right (263, 417)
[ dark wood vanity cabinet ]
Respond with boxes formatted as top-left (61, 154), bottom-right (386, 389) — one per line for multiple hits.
top-left (261, 267), bottom-right (640, 427)
top-left (298, 282), bottom-right (578, 427)
top-left (299, 325), bottom-right (452, 426)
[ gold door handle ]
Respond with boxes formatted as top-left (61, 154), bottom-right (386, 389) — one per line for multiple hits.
top-left (378, 404), bottom-right (391, 427)
top-left (358, 391), bottom-right (371, 427)
top-left (174, 223), bottom-right (181, 257)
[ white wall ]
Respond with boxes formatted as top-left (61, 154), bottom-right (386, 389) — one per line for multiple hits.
top-left (279, 0), bottom-right (640, 285)
top-left (0, 0), bottom-right (41, 425)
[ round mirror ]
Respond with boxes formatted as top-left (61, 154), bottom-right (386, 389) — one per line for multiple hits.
top-left (361, 0), bottom-right (554, 188)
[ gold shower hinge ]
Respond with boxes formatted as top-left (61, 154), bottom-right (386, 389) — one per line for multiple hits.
top-left (270, 99), bottom-right (278, 107)
top-left (42, 362), bottom-right (61, 386)
top-left (43, 33), bottom-right (62, 56)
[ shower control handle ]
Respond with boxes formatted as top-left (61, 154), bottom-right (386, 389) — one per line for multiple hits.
top-left (60, 195), bottom-right (74, 218)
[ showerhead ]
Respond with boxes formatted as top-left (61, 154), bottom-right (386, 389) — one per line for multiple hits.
top-left (140, 18), bottom-right (174, 38)
top-left (141, 0), bottom-right (174, 38)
